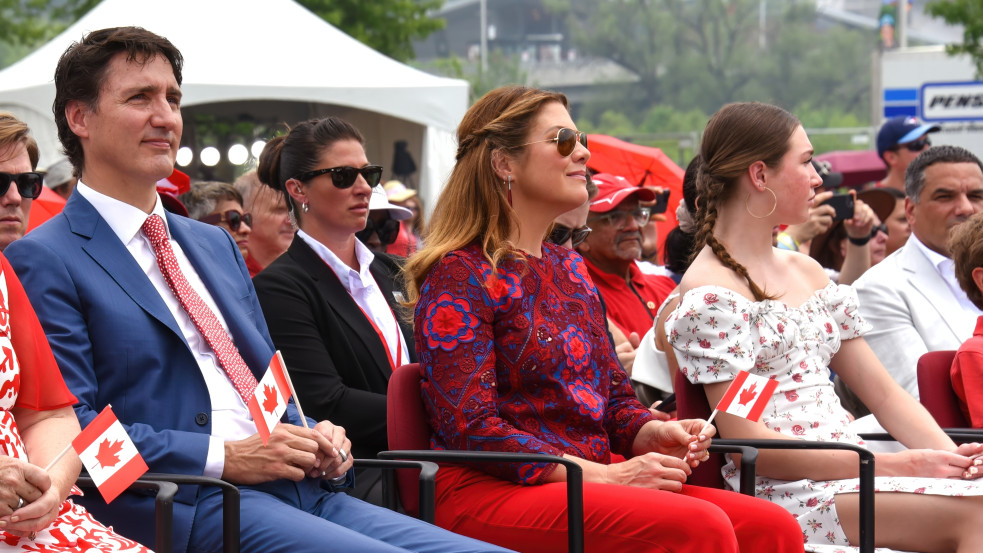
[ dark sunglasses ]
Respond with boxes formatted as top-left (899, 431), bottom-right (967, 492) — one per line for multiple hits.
top-left (522, 128), bottom-right (588, 157)
top-left (548, 224), bottom-right (592, 248)
top-left (293, 165), bottom-right (384, 189)
top-left (870, 223), bottom-right (888, 237)
top-left (895, 136), bottom-right (931, 153)
top-left (0, 171), bottom-right (43, 200)
top-left (356, 215), bottom-right (400, 246)
top-left (200, 210), bottom-right (252, 231)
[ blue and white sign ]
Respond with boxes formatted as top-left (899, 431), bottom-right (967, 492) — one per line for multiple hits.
top-left (921, 81), bottom-right (983, 122)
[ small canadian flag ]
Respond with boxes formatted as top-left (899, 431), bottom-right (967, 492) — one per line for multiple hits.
top-left (714, 371), bottom-right (778, 422)
top-left (72, 405), bottom-right (149, 503)
top-left (247, 351), bottom-right (292, 445)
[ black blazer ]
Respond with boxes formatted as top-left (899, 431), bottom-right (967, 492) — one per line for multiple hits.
top-left (253, 235), bottom-right (415, 458)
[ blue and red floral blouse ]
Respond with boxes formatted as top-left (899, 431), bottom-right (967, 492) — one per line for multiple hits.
top-left (415, 242), bottom-right (656, 485)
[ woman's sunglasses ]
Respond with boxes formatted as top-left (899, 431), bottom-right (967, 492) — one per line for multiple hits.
top-left (547, 224), bottom-right (592, 248)
top-left (0, 171), bottom-right (44, 200)
top-left (356, 215), bottom-right (400, 246)
top-left (293, 165), bottom-right (384, 189)
top-left (522, 128), bottom-right (588, 157)
top-left (200, 210), bottom-right (252, 231)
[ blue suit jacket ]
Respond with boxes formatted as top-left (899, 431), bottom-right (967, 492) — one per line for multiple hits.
top-left (6, 193), bottom-right (297, 551)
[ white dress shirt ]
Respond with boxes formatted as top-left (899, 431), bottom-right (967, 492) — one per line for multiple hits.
top-left (298, 230), bottom-right (409, 368)
top-left (77, 182), bottom-right (255, 478)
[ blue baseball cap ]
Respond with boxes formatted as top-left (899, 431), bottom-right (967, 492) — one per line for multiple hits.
top-left (876, 116), bottom-right (940, 158)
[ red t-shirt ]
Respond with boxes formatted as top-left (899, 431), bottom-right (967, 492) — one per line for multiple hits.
top-left (951, 315), bottom-right (983, 428)
top-left (582, 257), bottom-right (676, 338)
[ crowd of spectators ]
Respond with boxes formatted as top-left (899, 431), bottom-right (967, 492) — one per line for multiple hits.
top-left (1, 22), bottom-right (982, 553)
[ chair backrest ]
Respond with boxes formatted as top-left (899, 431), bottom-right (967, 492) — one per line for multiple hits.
top-left (387, 362), bottom-right (429, 517)
top-left (673, 368), bottom-right (728, 489)
top-left (916, 350), bottom-right (968, 428)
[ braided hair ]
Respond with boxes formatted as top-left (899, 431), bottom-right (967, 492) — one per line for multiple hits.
top-left (692, 102), bottom-right (800, 301)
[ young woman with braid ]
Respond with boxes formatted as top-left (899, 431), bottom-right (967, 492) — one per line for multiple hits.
top-left (666, 101), bottom-right (983, 552)
top-left (404, 86), bottom-right (804, 553)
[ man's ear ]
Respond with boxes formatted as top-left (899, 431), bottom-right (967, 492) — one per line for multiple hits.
top-left (882, 150), bottom-right (899, 169)
top-left (65, 100), bottom-right (90, 139)
top-left (490, 149), bottom-right (513, 182)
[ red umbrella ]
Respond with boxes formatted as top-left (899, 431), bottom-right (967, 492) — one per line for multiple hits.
top-left (815, 150), bottom-right (887, 188)
top-left (586, 134), bottom-right (685, 256)
top-left (26, 186), bottom-right (67, 232)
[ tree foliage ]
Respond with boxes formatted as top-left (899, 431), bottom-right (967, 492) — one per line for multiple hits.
top-left (297, 0), bottom-right (446, 62)
top-left (926, 0), bottom-right (983, 78)
top-left (0, 0), bottom-right (98, 66)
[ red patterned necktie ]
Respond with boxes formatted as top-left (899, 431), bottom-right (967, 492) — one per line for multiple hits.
top-left (142, 214), bottom-right (258, 402)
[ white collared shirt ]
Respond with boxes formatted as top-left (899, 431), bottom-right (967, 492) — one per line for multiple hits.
top-left (77, 182), bottom-right (256, 478)
top-left (910, 233), bottom-right (983, 316)
top-left (297, 230), bottom-right (408, 368)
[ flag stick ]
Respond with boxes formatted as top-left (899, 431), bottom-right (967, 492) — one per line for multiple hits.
top-left (277, 350), bottom-right (309, 429)
top-left (42, 443), bottom-right (73, 472)
top-left (698, 409), bottom-right (719, 438)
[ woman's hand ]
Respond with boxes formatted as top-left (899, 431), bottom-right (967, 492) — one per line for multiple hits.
top-left (880, 449), bottom-right (981, 479)
top-left (634, 419), bottom-right (714, 468)
top-left (605, 452), bottom-right (691, 492)
top-left (1, 481), bottom-right (62, 537)
top-left (843, 197), bottom-right (875, 241)
top-left (0, 458), bottom-right (57, 537)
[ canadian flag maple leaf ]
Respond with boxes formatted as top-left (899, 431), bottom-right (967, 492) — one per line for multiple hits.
top-left (738, 383), bottom-right (758, 406)
top-left (95, 438), bottom-right (125, 468)
top-left (262, 384), bottom-right (279, 415)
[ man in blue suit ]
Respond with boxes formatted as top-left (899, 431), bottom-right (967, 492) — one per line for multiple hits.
top-left (5, 26), bottom-right (509, 553)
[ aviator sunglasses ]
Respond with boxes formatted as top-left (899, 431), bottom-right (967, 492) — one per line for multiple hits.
top-left (293, 165), bottom-right (384, 189)
top-left (548, 224), bottom-right (592, 248)
top-left (522, 128), bottom-right (588, 157)
top-left (0, 171), bottom-right (44, 200)
top-left (200, 210), bottom-right (252, 232)
top-left (356, 215), bottom-right (401, 246)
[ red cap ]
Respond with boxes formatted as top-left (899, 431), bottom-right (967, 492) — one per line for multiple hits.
top-left (589, 173), bottom-right (656, 213)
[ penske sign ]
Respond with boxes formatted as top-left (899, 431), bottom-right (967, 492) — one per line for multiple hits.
top-left (921, 81), bottom-right (983, 122)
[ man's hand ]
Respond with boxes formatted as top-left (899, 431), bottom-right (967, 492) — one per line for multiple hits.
top-left (222, 424), bottom-right (321, 484)
top-left (843, 197), bottom-right (876, 241)
top-left (307, 421), bottom-right (353, 480)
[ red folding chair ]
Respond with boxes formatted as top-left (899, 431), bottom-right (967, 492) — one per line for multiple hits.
top-left (917, 350), bottom-right (970, 428)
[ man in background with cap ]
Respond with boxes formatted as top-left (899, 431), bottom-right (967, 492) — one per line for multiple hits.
top-left (576, 173), bottom-right (676, 342)
top-left (853, 145), bottom-right (983, 399)
top-left (876, 115), bottom-right (939, 192)
top-left (0, 112), bottom-right (43, 251)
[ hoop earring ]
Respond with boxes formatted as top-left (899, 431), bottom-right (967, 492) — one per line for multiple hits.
top-left (506, 174), bottom-right (513, 207)
top-left (302, 201), bottom-right (310, 213)
top-left (745, 187), bottom-right (777, 219)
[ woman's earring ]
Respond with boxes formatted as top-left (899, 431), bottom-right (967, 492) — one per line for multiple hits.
top-left (745, 186), bottom-right (777, 219)
top-left (506, 174), bottom-right (513, 207)
top-left (302, 201), bottom-right (310, 213)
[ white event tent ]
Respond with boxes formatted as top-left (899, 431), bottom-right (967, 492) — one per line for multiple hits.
top-left (0, 0), bottom-right (469, 206)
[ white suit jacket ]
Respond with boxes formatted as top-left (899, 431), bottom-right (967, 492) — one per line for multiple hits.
top-left (853, 237), bottom-right (980, 397)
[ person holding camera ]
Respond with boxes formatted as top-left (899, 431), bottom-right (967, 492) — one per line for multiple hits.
top-left (853, 145), bottom-right (983, 398)
top-left (807, 189), bottom-right (891, 286)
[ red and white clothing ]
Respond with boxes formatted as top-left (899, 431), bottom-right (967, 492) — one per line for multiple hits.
top-left (951, 316), bottom-right (983, 428)
top-left (0, 253), bottom-right (151, 552)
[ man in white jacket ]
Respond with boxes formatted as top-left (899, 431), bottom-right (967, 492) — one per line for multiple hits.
top-left (853, 145), bottom-right (983, 397)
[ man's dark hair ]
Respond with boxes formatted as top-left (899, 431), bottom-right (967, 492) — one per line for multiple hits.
top-left (53, 26), bottom-right (183, 177)
top-left (905, 144), bottom-right (983, 203)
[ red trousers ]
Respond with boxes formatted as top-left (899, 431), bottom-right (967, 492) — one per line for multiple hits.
top-left (435, 466), bottom-right (804, 553)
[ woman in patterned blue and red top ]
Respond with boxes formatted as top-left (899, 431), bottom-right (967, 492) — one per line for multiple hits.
top-left (403, 86), bottom-right (804, 553)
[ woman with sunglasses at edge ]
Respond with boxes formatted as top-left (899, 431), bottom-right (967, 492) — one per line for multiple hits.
top-left (252, 117), bottom-right (415, 505)
top-left (403, 85), bottom-right (804, 552)
top-left (178, 181), bottom-right (253, 259)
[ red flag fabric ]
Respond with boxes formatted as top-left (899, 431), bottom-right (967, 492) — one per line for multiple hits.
top-left (714, 371), bottom-right (778, 422)
top-left (72, 405), bottom-right (149, 503)
top-left (247, 351), bottom-right (292, 445)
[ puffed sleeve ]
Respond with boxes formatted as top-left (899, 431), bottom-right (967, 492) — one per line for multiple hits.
top-left (665, 288), bottom-right (759, 385)
top-left (415, 251), bottom-right (564, 485)
top-left (822, 283), bottom-right (871, 340)
top-left (1, 254), bottom-right (76, 411)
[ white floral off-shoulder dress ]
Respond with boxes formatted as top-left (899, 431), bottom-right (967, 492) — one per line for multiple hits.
top-left (666, 282), bottom-right (983, 551)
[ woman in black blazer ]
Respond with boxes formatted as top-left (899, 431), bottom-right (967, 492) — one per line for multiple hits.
top-left (252, 117), bottom-right (415, 502)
